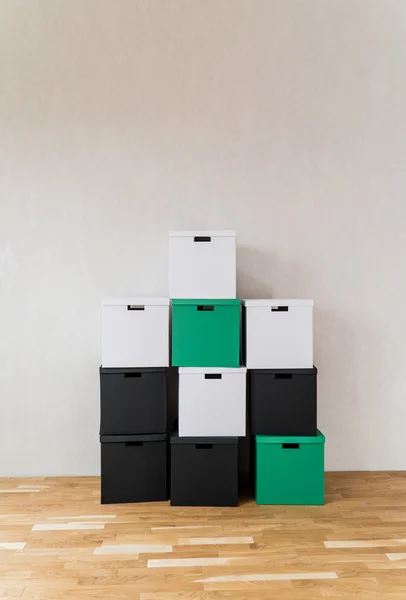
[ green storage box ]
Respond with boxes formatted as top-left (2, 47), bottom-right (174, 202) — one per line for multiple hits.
top-left (256, 430), bottom-right (325, 505)
top-left (172, 299), bottom-right (241, 367)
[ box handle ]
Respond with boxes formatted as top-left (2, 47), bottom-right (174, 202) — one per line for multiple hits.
top-left (194, 236), bottom-right (211, 242)
top-left (124, 373), bottom-right (142, 379)
top-left (275, 374), bottom-right (293, 380)
top-left (127, 305), bottom-right (145, 311)
top-left (196, 443), bottom-right (213, 450)
top-left (205, 373), bottom-right (222, 379)
top-left (197, 305), bottom-right (214, 311)
top-left (282, 443), bottom-right (299, 449)
top-left (271, 306), bottom-right (289, 312)
top-left (125, 441), bottom-right (143, 447)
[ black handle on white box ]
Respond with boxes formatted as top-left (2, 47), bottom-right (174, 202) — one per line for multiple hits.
top-left (271, 306), bottom-right (289, 312)
top-left (125, 441), bottom-right (143, 447)
top-left (194, 236), bottom-right (211, 242)
top-left (197, 305), bottom-right (214, 311)
top-left (205, 373), bottom-right (222, 380)
top-left (124, 373), bottom-right (142, 379)
top-left (127, 305), bottom-right (145, 311)
top-left (282, 443), bottom-right (299, 449)
top-left (196, 444), bottom-right (213, 450)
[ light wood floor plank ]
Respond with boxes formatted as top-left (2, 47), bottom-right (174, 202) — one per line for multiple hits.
top-left (0, 473), bottom-right (406, 598)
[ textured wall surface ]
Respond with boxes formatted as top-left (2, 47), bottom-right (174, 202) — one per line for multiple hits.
top-left (1, 0), bottom-right (405, 475)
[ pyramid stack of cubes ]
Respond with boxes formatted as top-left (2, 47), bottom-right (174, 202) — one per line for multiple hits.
top-left (99, 230), bottom-right (325, 506)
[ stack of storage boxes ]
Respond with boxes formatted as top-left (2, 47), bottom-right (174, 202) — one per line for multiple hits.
top-left (169, 231), bottom-right (246, 507)
top-left (100, 298), bottom-right (170, 504)
top-left (243, 299), bottom-right (325, 505)
top-left (98, 231), bottom-right (325, 507)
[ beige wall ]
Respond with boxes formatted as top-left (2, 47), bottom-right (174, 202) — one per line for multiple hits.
top-left (1, 0), bottom-right (405, 475)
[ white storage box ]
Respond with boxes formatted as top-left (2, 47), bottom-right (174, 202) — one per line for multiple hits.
top-left (178, 367), bottom-right (247, 437)
top-left (243, 299), bottom-right (313, 369)
top-left (169, 230), bottom-right (236, 299)
top-left (102, 298), bottom-right (170, 368)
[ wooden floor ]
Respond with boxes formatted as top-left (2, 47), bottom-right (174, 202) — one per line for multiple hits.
top-left (1, 474), bottom-right (406, 598)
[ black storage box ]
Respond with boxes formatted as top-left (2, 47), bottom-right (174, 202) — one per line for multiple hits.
top-left (100, 434), bottom-right (167, 504)
top-left (170, 434), bottom-right (238, 507)
top-left (249, 367), bottom-right (317, 436)
top-left (100, 367), bottom-right (167, 435)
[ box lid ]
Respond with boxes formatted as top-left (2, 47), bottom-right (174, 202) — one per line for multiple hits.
top-left (170, 433), bottom-right (238, 445)
top-left (250, 366), bottom-right (317, 375)
top-left (100, 366), bottom-right (167, 374)
top-left (100, 434), bottom-right (167, 443)
top-left (169, 230), bottom-right (236, 238)
top-left (179, 367), bottom-right (247, 374)
top-left (102, 297), bottom-right (170, 307)
top-left (256, 430), bottom-right (325, 445)
top-left (172, 298), bottom-right (240, 306)
top-left (242, 299), bottom-right (313, 307)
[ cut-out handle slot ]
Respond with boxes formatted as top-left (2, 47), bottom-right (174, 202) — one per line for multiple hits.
top-left (282, 443), bottom-right (299, 449)
top-left (124, 373), bottom-right (142, 379)
top-left (194, 236), bottom-right (211, 242)
top-left (196, 444), bottom-right (213, 450)
top-left (125, 441), bottom-right (143, 447)
top-left (197, 305), bottom-right (214, 311)
top-left (205, 373), bottom-right (222, 379)
top-left (275, 374), bottom-right (293, 380)
top-left (271, 306), bottom-right (289, 312)
top-left (127, 305), bottom-right (145, 311)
